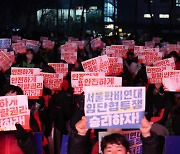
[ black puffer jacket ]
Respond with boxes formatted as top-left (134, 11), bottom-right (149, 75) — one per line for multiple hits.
top-left (68, 131), bottom-right (160, 154)
top-left (50, 90), bottom-right (74, 133)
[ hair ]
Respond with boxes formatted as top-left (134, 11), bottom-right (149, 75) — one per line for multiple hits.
top-left (27, 49), bottom-right (35, 55)
top-left (41, 65), bottom-right (56, 73)
top-left (169, 51), bottom-right (180, 61)
top-left (26, 49), bottom-right (37, 63)
top-left (101, 133), bottom-right (130, 153)
top-left (0, 85), bottom-right (23, 96)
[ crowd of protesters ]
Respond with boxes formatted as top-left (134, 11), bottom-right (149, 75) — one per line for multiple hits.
top-left (0, 31), bottom-right (179, 154)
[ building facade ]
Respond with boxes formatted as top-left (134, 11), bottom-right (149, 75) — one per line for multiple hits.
top-left (2, 0), bottom-right (179, 36)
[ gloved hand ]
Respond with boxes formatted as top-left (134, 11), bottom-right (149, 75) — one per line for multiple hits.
top-left (14, 123), bottom-right (28, 143)
top-left (14, 123), bottom-right (36, 154)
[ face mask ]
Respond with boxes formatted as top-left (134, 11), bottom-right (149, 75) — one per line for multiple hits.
top-left (26, 54), bottom-right (33, 60)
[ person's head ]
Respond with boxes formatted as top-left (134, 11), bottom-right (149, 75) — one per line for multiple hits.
top-left (101, 133), bottom-right (130, 154)
top-left (41, 65), bottom-right (56, 73)
top-left (155, 83), bottom-right (162, 90)
top-left (0, 85), bottom-right (23, 96)
top-left (127, 50), bottom-right (134, 60)
top-left (75, 60), bottom-right (83, 71)
top-left (169, 51), bottom-right (179, 62)
top-left (26, 49), bottom-right (35, 62)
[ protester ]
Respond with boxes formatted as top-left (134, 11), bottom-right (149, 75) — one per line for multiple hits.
top-left (169, 51), bottom-right (180, 70)
top-left (0, 32), bottom-right (179, 154)
top-left (68, 117), bottom-right (160, 154)
top-left (146, 84), bottom-right (167, 122)
top-left (18, 49), bottom-right (38, 68)
top-left (0, 85), bottom-right (35, 154)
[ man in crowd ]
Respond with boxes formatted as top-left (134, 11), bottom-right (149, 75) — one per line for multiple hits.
top-left (68, 117), bottom-right (160, 154)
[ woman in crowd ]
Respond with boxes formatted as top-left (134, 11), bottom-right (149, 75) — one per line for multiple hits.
top-left (0, 85), bottom-right (35, 154)
top-left (20, 49), bottom-right (38, 68)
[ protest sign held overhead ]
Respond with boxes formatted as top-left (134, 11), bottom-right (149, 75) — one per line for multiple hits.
top-left (176, 42), bottom-right (180, 53)
top-left (6, 51), bottom-right (16, 64)
top-left (68, 40), bottom-right (85, 50)
top-left (42, 40), bottom-right (55, 50)
top-left (48, 63), bottom-right (68, 77)
top-left (17, 39), bottom-right (26, 46)
top-left (40, 73), bottom-right (63, 90)
top-left (10, 75), bottom-right (43, 99)
top-left (153, 57), bottom-right (176, 69)
top-left (165, 44), bottom-right (180, 54)
top-left (12, 35), bottom-right (21, 43)
top-left (108, 57), bottom-right (123, 76)
top-left (26, 40), bottom-right (40, 52)
top-left (0, 38), bottom-right (11, 49)
top-left (11, 67), bottom-right (41, 75)
top-left (146, 66), bottom-right (164, 84)
top-left (26, 40), bottom-right (39, 46)
top-left (61, 42), bottom-right (78, 52)
top-left (84, 87), bottom-right (146, 129)
top-left (61, 51), bottom-right (77, 64)
top-left (138, 49), bottom-right (162, 66)
top-left (82, 55), bottom-right (111, 75)
top-left (152, 37), bottom-right (161, 44)
top-left (68, 37), bottom-right (78, 42)
top-left (0, 51), bottom-right (12, 72)
top-left (71, 72), bottom-right (105, 95)
top-left (90, 38), bottom-right (104, 51)
top-left (0, 95), bottom-right (30, 131)
top-left (26, 43), bottom-right (40, 53)
top-left (122, 40), bottom-right (135, 50)
top-left (60, 42), bottom-right (78, 64)
top-left (134, 46), bottom-right (145, 57)
top-left (0, 49), bottom-right (7, 53)
top-left (162, 70), bottom-right (180, 92)
top-left (145, 41), bottom-right (155, 48)
top-left (146, 58), bottom-right (175, 84)
top-left (40, 36), bottom-right (48, 42)
top-left (83, 76), bottom-right (122, 90)
top-left (12, 43), bottom-right (27, 54)
top-left (105, 45), bottom-right (128, 58)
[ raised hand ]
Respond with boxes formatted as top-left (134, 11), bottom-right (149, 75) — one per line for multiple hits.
top-left (75, 116), bottom-right (88, 136)
top-left (140, 117), bottom-right (152, 138)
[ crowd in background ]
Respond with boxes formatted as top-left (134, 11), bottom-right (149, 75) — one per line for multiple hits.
top-left (0, 30), bottom-right (180, 154)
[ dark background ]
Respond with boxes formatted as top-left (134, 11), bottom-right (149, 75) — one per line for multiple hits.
top-left (0, 0), bottom-right (179, 39)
